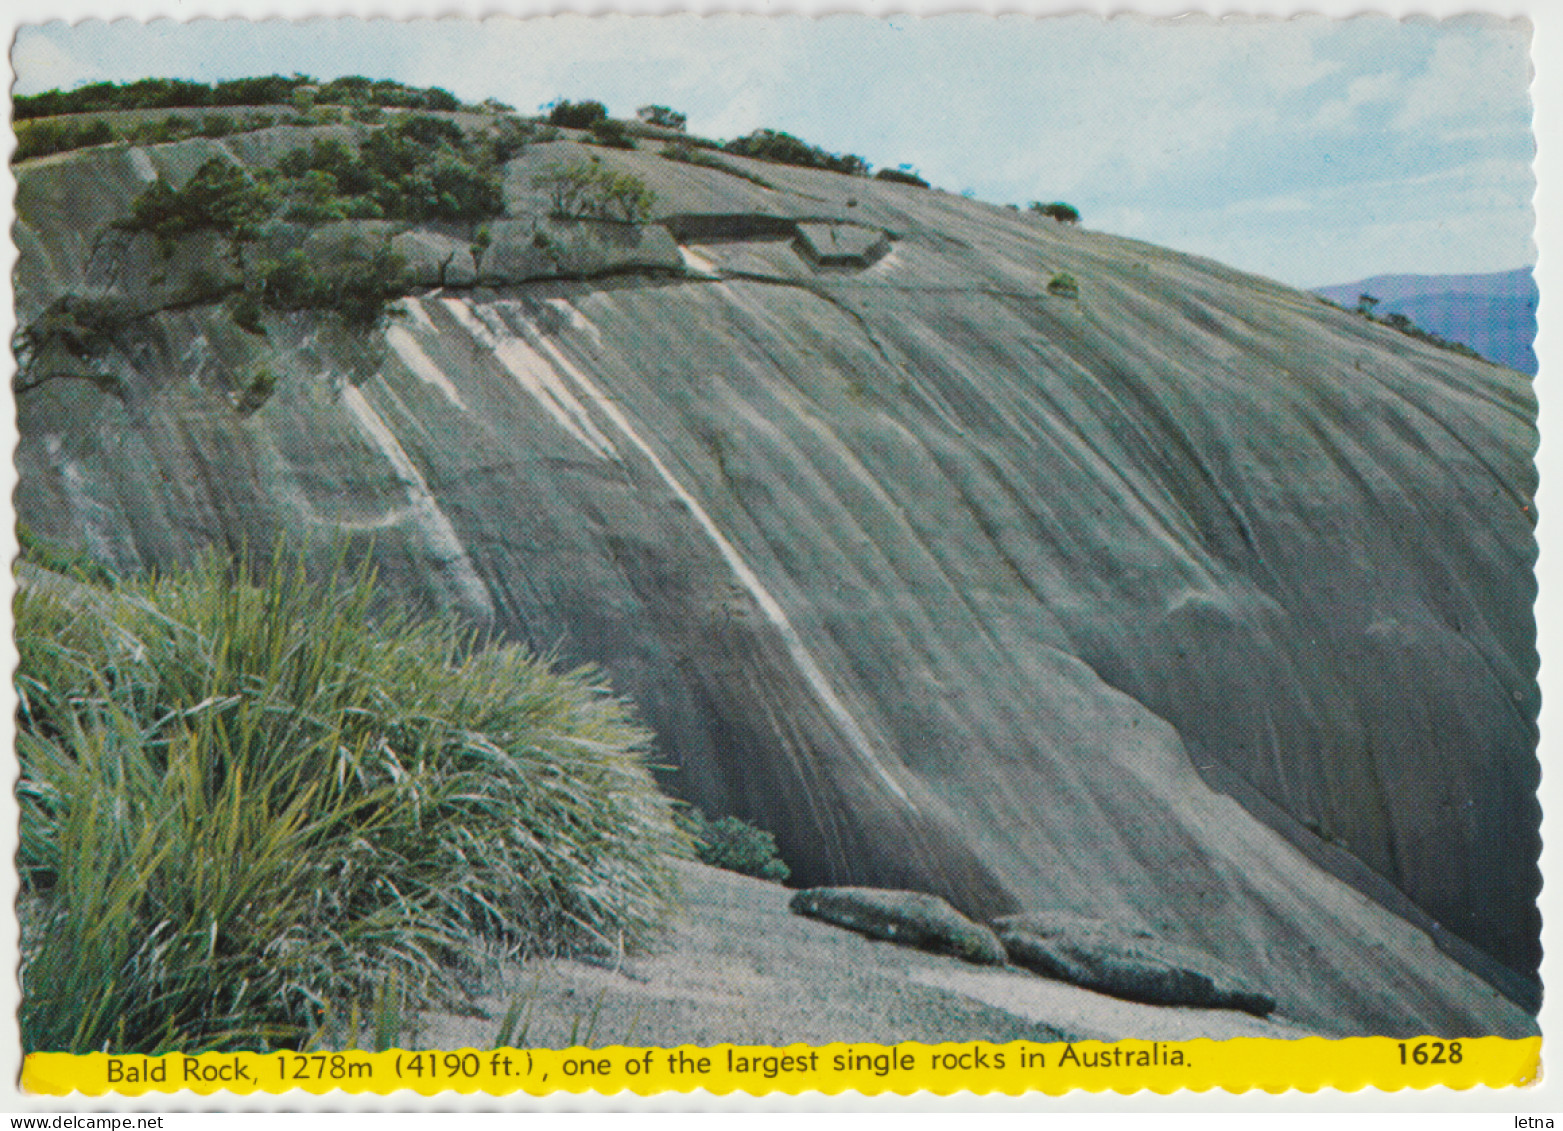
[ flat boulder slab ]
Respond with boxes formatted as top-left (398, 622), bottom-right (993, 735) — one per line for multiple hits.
top-left (479, 218), bottom-right (681, 284)
top-left (392, 229), bottom-right (478, 288)
top-left (993, 913), bottom-right (1277, 1016)
top-left (789, 886), bottom-right (1007, 966)
top-left (793, 222), bottom-right (890, 270)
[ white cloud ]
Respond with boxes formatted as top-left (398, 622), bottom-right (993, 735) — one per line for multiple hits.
top-left (12, 29), bottom-right (106, 94)
top-left (7, 15), bottom-right (1533, 285)
top-left (1312, 70), bottom-right (1400, 129)
top-left (1393, 26), bottom-right (1531, 131)
top-left (1094, 148), bottom-right (1534, 285)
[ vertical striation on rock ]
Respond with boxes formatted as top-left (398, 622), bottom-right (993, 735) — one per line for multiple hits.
top-left (12, 123), bottom-right (1539, 1035)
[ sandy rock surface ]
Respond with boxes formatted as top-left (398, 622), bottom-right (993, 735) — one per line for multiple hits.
top-left (420, 862), bottom-right (1315, 1049)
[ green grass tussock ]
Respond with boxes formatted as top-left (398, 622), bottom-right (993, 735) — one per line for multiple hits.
top-left (16, 548), bottom-right (686, 1054)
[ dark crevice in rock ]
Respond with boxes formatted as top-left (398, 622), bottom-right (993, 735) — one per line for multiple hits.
top-left (12, 368), bottom-right (127, 398)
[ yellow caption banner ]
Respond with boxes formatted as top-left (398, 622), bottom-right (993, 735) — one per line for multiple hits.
top-left (23, 1036), bottom-right (1541, 1096)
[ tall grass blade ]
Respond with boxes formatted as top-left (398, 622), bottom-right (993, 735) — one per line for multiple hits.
top-left (16, 542), bottom-right (684, 1054)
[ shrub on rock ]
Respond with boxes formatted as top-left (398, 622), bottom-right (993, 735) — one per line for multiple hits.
top-left (547, 99), bottom-right (609, 130)
top-left (874, 167), bottom-right (928, 188)
top-left (1029, 201), bottom-right (1080, 224)
top-left (1047, 271), bottom-right (1079, 298)
top-left (723, 128), bottom-right (869, 177)
top-left (637, 104), bottom-right (687, 131)
top-left (534, 159), bottom-right (657, 224)
top-left (116, 157), bottom-right (272, 249)
top-left (588, 119), bottom-right (637, 150)
top-left (677, 807), bottom-right (790, 882)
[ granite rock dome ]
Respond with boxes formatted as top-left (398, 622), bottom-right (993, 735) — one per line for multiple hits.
top-left (12, 114), bottom-right (1540, 1035)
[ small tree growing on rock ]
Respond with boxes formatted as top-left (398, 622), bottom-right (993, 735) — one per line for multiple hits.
top-left (534, 159), bottom-right (656, 224)
top-left (637, 104), bottom-right (687, 131)
top-left (588, 119), bottom-right (637, 150)
top-left (115, 157), bottom-right (272, 252)
top-left (875, 166), bottom-right (929, 188)
top-left (546, 99), bottom-right (609, 130)
top-left (1030, 201), bottom-right (1081, 224)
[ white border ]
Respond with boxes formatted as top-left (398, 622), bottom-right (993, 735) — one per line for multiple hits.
top-left (1, 0), bottom-right (1555, 1120)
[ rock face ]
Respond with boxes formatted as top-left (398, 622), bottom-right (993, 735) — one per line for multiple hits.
top-left (477, 217), bottom-right (682, 284)
top-left (11, 120), bottom-right (1539, 1036)
top-left (790, 886), bottom-right (1008, 965)
top-left (993, 914), bottom-right (1277, 1016)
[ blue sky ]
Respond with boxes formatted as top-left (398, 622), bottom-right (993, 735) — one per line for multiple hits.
top-left (11, 14), bottom-right (1536, 287)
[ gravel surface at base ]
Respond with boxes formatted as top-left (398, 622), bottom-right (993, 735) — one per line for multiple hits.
top-left (421, 861), bottom-right (1316, 1049)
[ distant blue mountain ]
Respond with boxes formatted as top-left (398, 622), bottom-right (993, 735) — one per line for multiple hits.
top-left (1313, 268), bottom-right (1538, 375)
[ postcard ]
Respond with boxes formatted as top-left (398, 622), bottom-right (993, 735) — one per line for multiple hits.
top-left (4, 4), bottom-right (1552, 1110)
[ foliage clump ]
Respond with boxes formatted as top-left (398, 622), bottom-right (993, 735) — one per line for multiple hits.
top-left (659, 142), bottom-right (774, 189)
top-left (483, 115), bottom-right (536, 164)
top-left (269, 116), bottom-right (505, 224)
top-left (534, 158), bottom-right (656, 224)
top-left (115, 158), bottom-right (273, 248)
top-left (874, 167), bottom-right (928, 188)
top-left (637, 104), bottom-right (687, 131)
top-left (722, 128), bottom-right (869, 177)
top-left (15, 75), bottom-right (463, 121)
top-left (588, 119), bottom-right (637, 150)
top-left (258, 245), bottom-right (409, 333)
top-left (12, 295), bottom-right (134, 395)
top-left (13, 118), bottom-right (118, 162)
top-left (32, 110), bottom-right (514, 351)
top-left (16, 546), bottom-right (685, 1054)
top-left (1047, 271), bottom-right (1079, 298)
top-left (1345, 292), bottom-right (1487, 362)
top-left (676, 806), bottom-right (791, 883)
top-left (546, 99), bottom-right (609, 130)
top-left (1030, 201), bottom-right (1080, 224)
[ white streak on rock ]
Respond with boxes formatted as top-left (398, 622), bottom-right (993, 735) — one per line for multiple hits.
top-left (321, 507), bottom-right (413, 532)
top-left (57, 460), bottom-right (118, 570)
top-left (129, 149), bottom-right (158, 183)
top-left (441, 296), bottom-right (616, 459)
top-left (341, 385), bottom-right (494, 623)
top-left (530, 305), bottom-right (912, 805)
top-left (546, 297), bottom-right (605, 348)
top-left (385, 321), bottom-right (468, 411)
top-left (678, 246), bottom-right (719, 278)
top-left (400, 296), bottom-right (439, 334)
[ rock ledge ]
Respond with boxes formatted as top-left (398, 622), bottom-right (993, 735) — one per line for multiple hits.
top-left (790, 886), bottom-right (1008, 966)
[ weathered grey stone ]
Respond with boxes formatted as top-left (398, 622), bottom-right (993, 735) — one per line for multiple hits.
top-left (392, 229), bottom-right (478, 287)
top-left (793, 222), bottom-right (889, 269)
top-left (478, 217), bottom-right (681, 283)
top-left (10, 128), bottom-right (1541, 1038)
top-left (475, 219), bottom-right (554, 283)
top-left (994, 914), bottom-right (1277, 1016)
top-left (302, 220), bottom-right (397, 269)
top-left (791, 887), bottom-right (1007, 965)
top-left (96, 230), bottom-right (242, 317)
